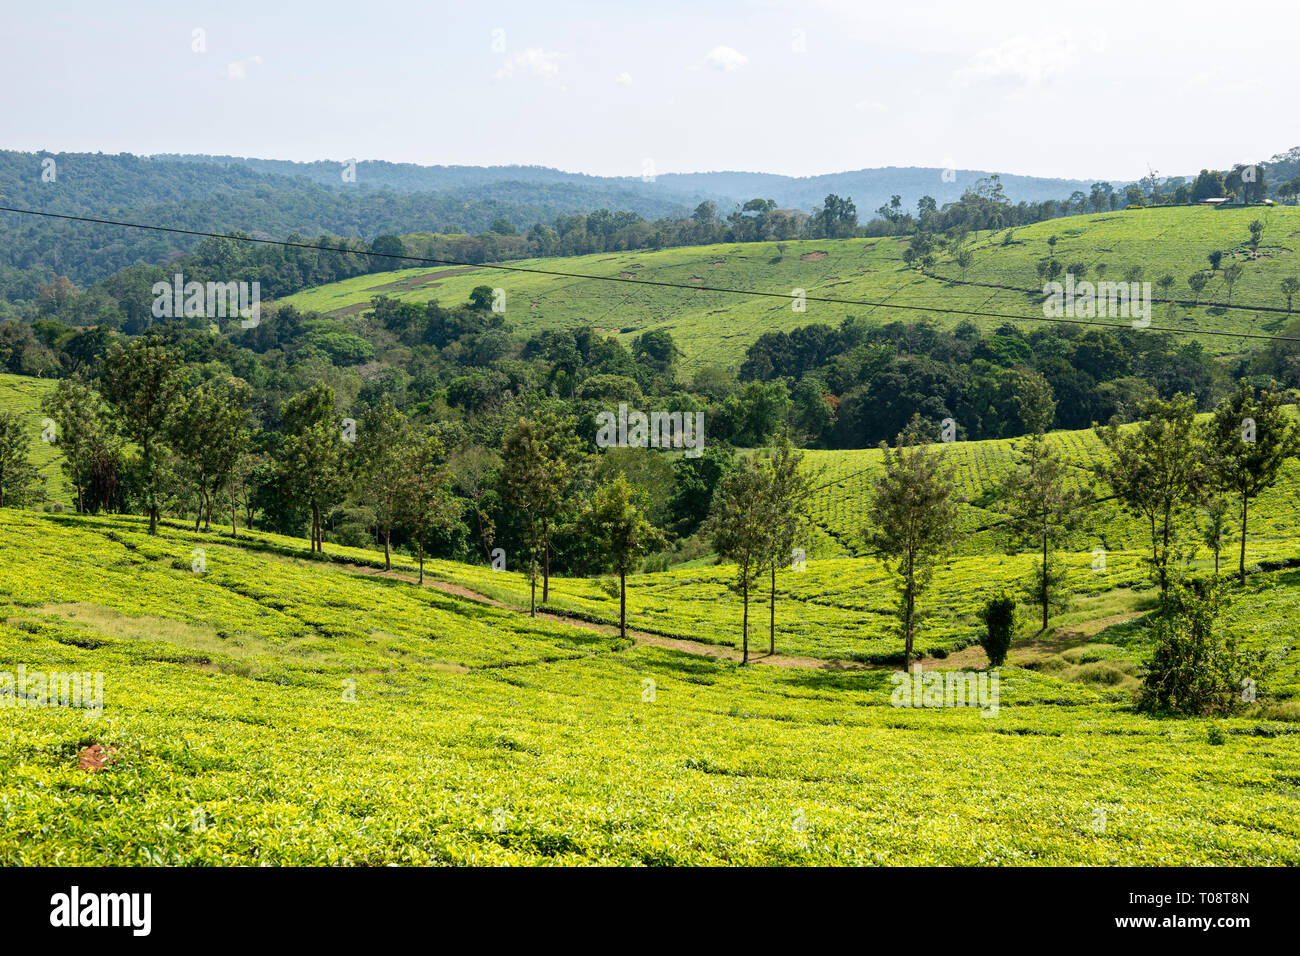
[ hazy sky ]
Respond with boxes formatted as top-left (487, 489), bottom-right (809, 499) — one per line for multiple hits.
top-left (2, 0), bottom-right (1294, 181)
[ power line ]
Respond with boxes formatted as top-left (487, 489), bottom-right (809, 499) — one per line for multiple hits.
top-left (4, 204), bottom-right (1300, 344)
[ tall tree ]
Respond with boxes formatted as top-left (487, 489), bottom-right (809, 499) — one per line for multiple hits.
top-left (395, 431), bottom-right (459, 584)
top-left (499, 412), bottom-right (586, 613)
top-left (278, 382), bottom-right (348, 553)
top-left (708, 457), bottom-right (769, 663)
top-left (1199, 496), bottom-right (1231, 576)
top-left (168, 377), bottom-right (250, 533)
top-left (1282, 276), bottom-right (1299, 313)
top-left (863, 418), bottom-right (960, 665)
top-left (1001, 434), bottom-right (1091, 630)
top-left (41, 379), bottom-right (121, 514)
top-left (354, 400), bottom-right (411, 569)
top-left (1222, 262), bottom-right (1243, 303)
top-left (0, 412), bottom-right (42, 508)
top-left (757, 436), bottom-right (818, 656)
top-left (100, 336), bottom-right (181, 534)
top-left (1095, 394), bottom-right (1203, 602)
top-left (1202, 384), bottom-right (1299, 584)
top-left (448, 447), bottom-right (500, 562)
top-left (585, 475), bottom-right (666, 639)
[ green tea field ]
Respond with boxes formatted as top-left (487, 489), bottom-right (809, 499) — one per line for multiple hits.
top-left (1, 507), bottom-right (1298, 865)
top-left (277, 206), bottom-right (1300, 373)
top-left (0, 374), bottom-right (70, 508)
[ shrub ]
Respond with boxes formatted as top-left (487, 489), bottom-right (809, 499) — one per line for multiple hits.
top-left (979, 592), bottom-right (1017, 666)
top-left (1136, 582), bottom-right (1270, 716)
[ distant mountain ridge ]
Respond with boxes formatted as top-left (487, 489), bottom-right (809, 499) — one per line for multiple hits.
top-left (158, 152), bottom-right (1107, 214)
top-left (2, 147), bottom-right (1291, 292)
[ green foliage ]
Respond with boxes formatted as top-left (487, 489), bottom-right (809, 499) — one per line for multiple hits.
top-left (1023, 553), bottom-right (1071, 626)
top-left (583, 475), bottom-right (666, 638)
top-left (2, 509), bottom-right (1297, 865)
top-left (278, 382), bottom-right (349, 552)
top-left (1137, 583), bottom-right (1269, 717)
top-left (707, 456), bottom-right (770, 661)
top-left (395, 430), bottom-right (460, 583)
top-left (1202, 383), bottom-right (1300, 583)
top-left (1096, 394), bottom-right (1203, 600)
top-left (0, 411), bottom-right (42, 508)
top-left (168, 376), bottom-right (250, 533)
top-left (1001, 434), bottom-right (1091, 628)
top-left (864, 418), bottom-right (960, 664)
top-left (499, 412), bottom-right (587, 610)
top-left (979, 592), bottom-right (1017, 666)
top-left (100, 336), bottom-right (182, 533)
top-left (40, 378), bottom-right (120, 513)
top-left (667, 445), bottom-right (735, 538)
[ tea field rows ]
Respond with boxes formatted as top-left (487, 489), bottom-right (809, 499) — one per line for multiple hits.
top-left (1, 509), bottom-right (1298, 865)
top-left (275, 206), bottom-right (1300, 372)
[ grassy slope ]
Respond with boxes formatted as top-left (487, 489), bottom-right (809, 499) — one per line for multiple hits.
top-left (0, 373), bottom-right (71, 507)
top-left (1, 508), bottom-right (1297, 865)
top-left (276, 206), bottom-right (1300, 372)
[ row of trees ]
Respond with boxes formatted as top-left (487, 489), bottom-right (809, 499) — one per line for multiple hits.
top-left (825, 385), bottom-right (1293, 712)
top-left (707, 438), bottom-right (818, 662)
top-left (7, 337), bottom-right (678, 638)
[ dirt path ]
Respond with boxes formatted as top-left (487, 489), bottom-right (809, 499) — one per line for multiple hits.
top-left (348, 563), bottom-right (870, 671)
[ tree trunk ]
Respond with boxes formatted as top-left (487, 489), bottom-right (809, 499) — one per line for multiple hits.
top-left (543, 538), bottom-right (550, 605)
top-left (1041, 528), bottom-right (1049, 632)
top-left (741, 578), bottom-right (749, 664)
top-left (619, 569), bottom-right (627, 639)
top-left (905, 595), bottom-right (914, 667)
top-left (1239, 495), bottom-right (1248, 585)
top-left (384, 529), bottom-right (391, 571)
top-left (230, 483), bottom-right (238, 539)
top-left (769, 563), bottom-right (776, 655)
top-left (146, 439), bottom-right (157, 535)
top-left (903, 562), bottom-right (915, 665)
top-left (530, 558), bottom-right (537, 616)
top-left (418, 547), bottom-right (424, 585)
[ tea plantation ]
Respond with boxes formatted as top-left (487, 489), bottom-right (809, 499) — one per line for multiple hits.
top-left (1, 507), bottom-right (1297, 865)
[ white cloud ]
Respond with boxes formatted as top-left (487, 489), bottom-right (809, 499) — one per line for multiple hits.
top-left (702, 45), bottom-right (748, 72)
top-left (494, 48), bottom-right (562, 82)
top-left (225, 55), bottom-right (262, 81)
top-left (615, 72), bottom-right (632, 86)
top-left (954, 33), bottom-right (1079, 86)
top-left (854, 99), bottom-right (886, 112)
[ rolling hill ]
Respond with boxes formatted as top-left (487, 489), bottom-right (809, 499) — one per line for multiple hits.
top-left (276, 205), bottom-right (1300, 373)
